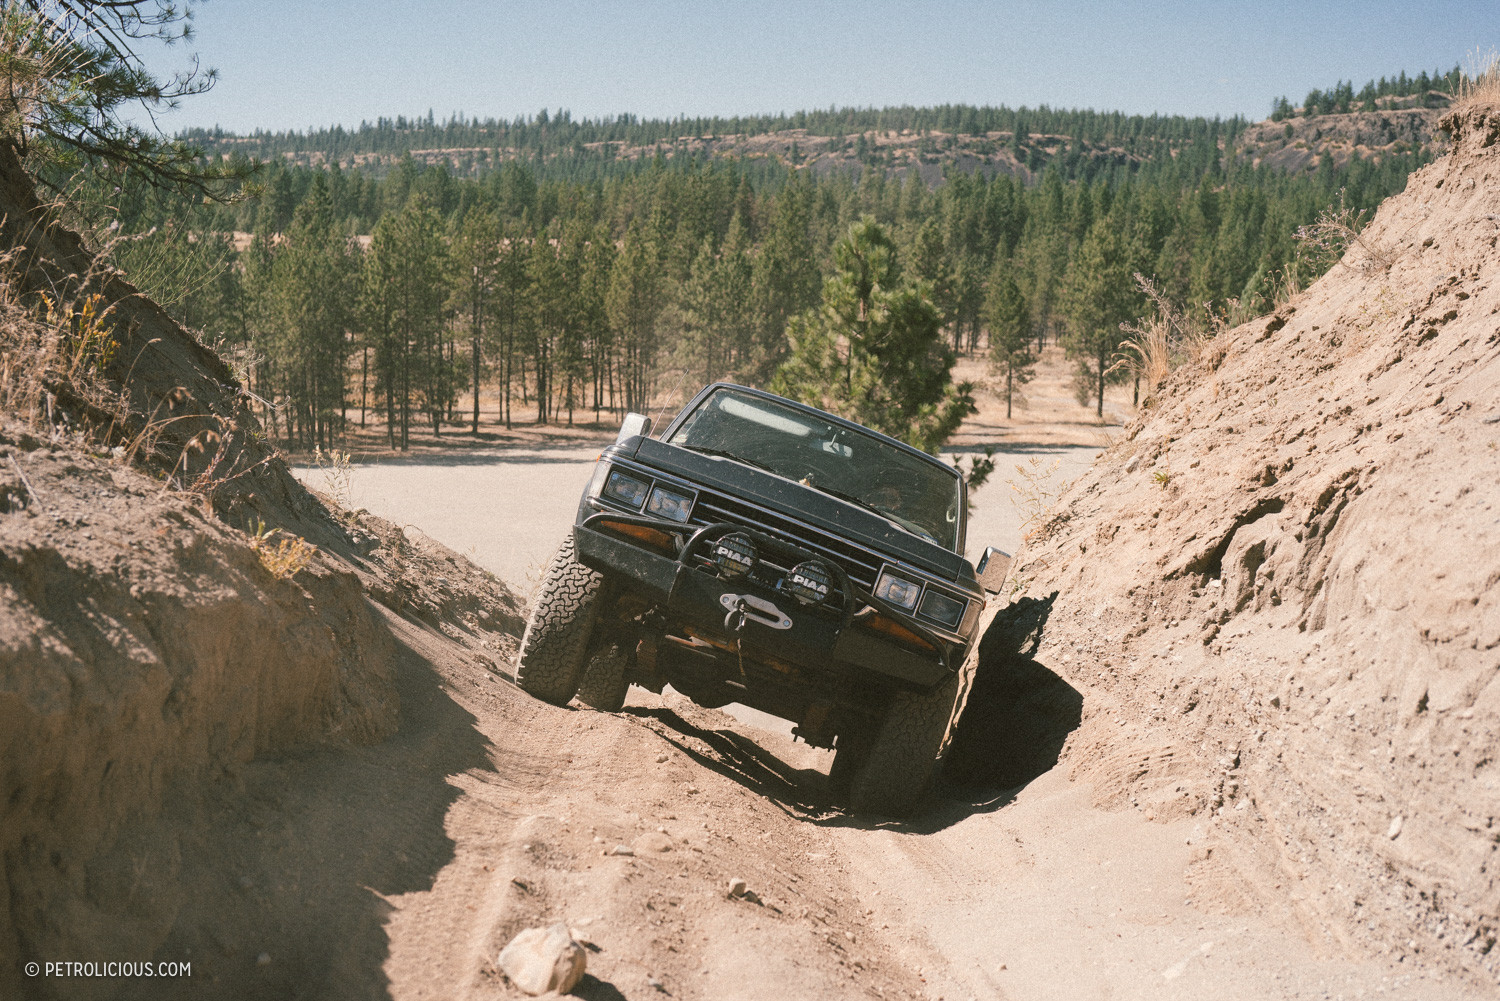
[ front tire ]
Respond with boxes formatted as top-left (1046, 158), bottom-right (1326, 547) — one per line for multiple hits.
top-left (847, 668), bottom-right (966, 816)
top-left (575, 642), bottom-right (632, 712)
top-left (515, 535), bottom-right (604, 705)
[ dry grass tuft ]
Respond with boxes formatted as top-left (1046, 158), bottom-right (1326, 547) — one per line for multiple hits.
top-left (1111, 274), bottom-right (1215, 405)
top-left (0, 250), bottom-right (128, 434)
top-left (248, 518), bottom-right (316, 580)
top-left (1010, 455), bottom-right (1071, 543)
top-left (0, 258), bottom-right (270, 513)
top-left (1455, 47), bottom-right (1500, 109)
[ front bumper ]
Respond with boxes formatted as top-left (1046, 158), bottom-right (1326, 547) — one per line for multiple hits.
top-left (573, 514), bottom-right (956, 690)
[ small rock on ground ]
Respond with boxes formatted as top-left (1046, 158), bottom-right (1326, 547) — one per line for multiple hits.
top-left (497, 922), bottom-right (586, 996)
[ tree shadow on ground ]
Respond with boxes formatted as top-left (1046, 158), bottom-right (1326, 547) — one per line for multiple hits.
top-left (619, 592), bottom-right (1080, 835)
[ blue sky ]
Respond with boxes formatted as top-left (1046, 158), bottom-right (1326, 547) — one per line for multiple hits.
top-left (142, 0), bottom-right (1499, 133)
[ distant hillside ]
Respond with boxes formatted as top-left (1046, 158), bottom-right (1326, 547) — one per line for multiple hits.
top-left (184, 102), bottom-right (1444, 186)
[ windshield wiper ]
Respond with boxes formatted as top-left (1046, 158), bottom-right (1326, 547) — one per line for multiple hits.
top-left (809, 484), bottom-right (885, 517)
top-left (680, 445), bottom-right (774, 472)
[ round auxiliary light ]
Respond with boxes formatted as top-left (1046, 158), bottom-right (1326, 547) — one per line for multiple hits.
top-left (711, 532), bottom-right (756, 578)
top-left (786, 560), bottom-right (834, 606)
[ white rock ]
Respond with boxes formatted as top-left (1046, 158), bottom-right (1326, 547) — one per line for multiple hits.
top-left (1388, 815), bottom-right (1404, 840)
top-left (497, 923), bottom-right (586, 996)
top-left (610, 844), bottom-right (635, 856)
top-left (727, 877), bottom-right (748, 898)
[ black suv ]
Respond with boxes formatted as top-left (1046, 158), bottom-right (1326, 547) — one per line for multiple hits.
top-left (516, 384), bottom-right (1009, 814)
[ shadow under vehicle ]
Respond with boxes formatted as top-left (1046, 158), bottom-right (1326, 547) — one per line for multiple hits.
top-left (515, 384), bottom-right (1009, 815)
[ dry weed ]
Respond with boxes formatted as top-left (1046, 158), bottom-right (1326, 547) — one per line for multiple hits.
top-left (1455, 47), bottom-right (1500, 109)
top-left (248, 518), bottom-right (315, 580)
top-left (1010, 455), bottom-right (1071, 542)
top-left (1293, 189), bottom-right (1395, 276)
top-left (1112, 274), bottom-right (1214, 405)
top-left (314, 445), bottom-right (361, 526)
top-left (40, 292), bottom-right (117, 379)
top-left (1115, 314), bottom-right (1171, 397)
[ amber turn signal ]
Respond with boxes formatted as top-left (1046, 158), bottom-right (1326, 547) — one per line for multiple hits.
top-left (860, 612), bottom-right (937, 652)
top-left (598, 519), bottom-right (677, 554)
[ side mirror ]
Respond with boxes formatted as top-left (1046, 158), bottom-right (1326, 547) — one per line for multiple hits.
top-left (617, 412), bottom-right (653, 443)
top-left (976, 546), bottom-right (1011, 594)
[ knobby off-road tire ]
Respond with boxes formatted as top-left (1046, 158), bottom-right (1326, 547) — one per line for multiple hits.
top-left (575, 642), bottom-right (632, 712)
top-left (515, 535), bottom-right (605, 706)
top-left (847, 667), bottom-right (967, 816)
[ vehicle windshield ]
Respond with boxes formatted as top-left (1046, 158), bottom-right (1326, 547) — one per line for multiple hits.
top-left (666, 388), bottom-right (963, 551)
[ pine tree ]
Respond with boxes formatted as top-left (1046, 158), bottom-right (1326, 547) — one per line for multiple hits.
top-left (453, 206), bottom-right (499, 433)
top-left (1060, 218), bottom-right (1136, 418)
top-left (605, 221), bottom-right (663, 413)
top-left (984, 263), bottom-right (1034, 419)
top-left (746, 179), bottom-right (819, 382)
top-left (268, 175), bottom-right (356, 448)
top-left (362, 195), bottom-right (447, 448)
top-left (771, 217), bottom-right (973, 453)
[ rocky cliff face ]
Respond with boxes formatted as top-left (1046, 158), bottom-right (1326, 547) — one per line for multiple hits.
top-left (1236, 106), bottom-right (1442, 172)
top-left (994, 102), bottom-right (1500, 988)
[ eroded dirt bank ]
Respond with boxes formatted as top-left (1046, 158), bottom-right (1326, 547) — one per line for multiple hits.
top-left (998, 102), bottom-right (1500, 992)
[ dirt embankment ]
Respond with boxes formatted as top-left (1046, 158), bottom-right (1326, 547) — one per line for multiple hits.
top-left (996, 102), bottom-right (1500, 990)
top-left (0, 139), bottom-right (524, 1000)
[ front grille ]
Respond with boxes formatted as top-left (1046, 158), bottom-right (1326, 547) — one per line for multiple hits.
top-left (692, 489), bottom-right (882, 592)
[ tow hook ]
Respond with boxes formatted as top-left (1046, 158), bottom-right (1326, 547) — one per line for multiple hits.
top-left (724, 596), bottom-right (748, 635)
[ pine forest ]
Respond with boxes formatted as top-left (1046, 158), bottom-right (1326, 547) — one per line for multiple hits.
top-left (69, 88), bottom-right (1442, 452)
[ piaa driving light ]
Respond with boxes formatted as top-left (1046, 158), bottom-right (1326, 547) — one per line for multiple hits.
top-left (646, 484), bottom-right (694, 523)
top-left (786, 561), bottom-right (833, 605)
top-left (601, 468), bottom-right (650, 509)
top-left (712, 532), bottom-right (756, 578)
top-left (874, 570), bottom-right (921, 611)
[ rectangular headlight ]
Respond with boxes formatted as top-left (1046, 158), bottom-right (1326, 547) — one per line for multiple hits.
top-left (646, 484), bottom-right (695, 523)
top-left (874, 570), bottom-right (921, 611)
top-left (919, 589), bottom-right (967, 628)
top-left (601, 468), bottom-right (651, 509)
